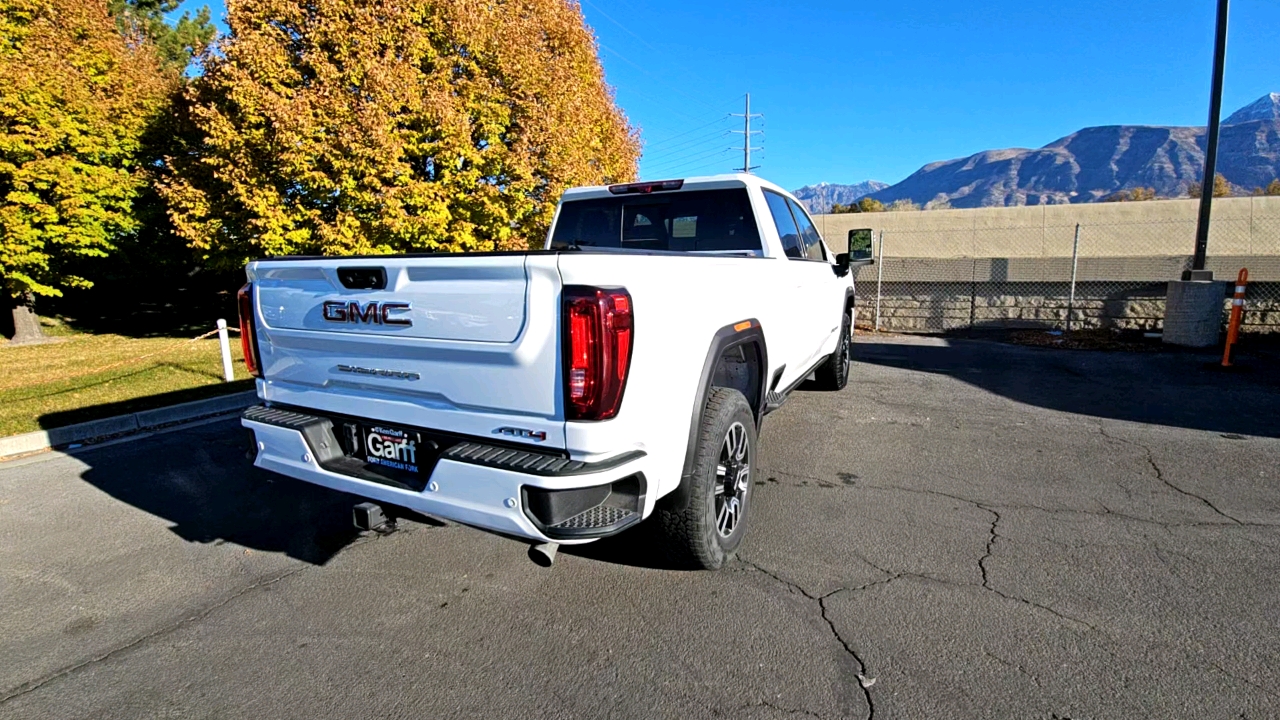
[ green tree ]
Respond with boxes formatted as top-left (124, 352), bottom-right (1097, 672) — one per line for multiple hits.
top-left (832, 197), bottom-right (884, 213)
top-left (1188, 173), bottom-right (1231, 199)
top-left (1252, 179), bottom-right (1280, 196)
top-left (0, 0), bottom-right (172, 342)
top-left (163, 0), bottom-right (640, 270)
top-left (856, 197), bottom-right (885, 213)
top-left (1103, 187), bottom-right (1157, 202)
top-left (108, 0), bottom-right (215, 72)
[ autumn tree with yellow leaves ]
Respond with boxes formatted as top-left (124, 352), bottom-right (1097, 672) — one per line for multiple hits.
top-left (163, 0), bottom-right (640, 269)
top-left (0, 0), bottom-right (173, 342)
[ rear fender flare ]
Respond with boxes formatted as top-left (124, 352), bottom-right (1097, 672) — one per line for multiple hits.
top-left (660, 320), bottom-right (768, 511)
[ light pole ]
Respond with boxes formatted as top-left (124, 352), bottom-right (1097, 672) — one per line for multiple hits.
top-left (1187, 0), bottom-right (1229, 281)
top-left (1163, 0), bottom-right (1231, 346)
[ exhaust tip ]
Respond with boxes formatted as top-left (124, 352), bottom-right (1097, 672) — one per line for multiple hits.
top-left (528, 542), bottom-right (559, 567)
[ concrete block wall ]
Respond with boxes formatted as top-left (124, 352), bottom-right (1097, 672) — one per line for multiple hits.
top-left (819, 196), bottom-right (1280, 263)
top-left (853, 280), bottom-right (1279, 334)
top-left (839, 215), bottom-right (1280, 330)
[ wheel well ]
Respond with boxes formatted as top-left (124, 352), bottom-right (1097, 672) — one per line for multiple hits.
top-left (710, 341), bottom-right (763, 420)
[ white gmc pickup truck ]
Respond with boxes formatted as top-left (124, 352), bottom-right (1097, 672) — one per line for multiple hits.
top-left (238, 173), bottom-right (868, 569)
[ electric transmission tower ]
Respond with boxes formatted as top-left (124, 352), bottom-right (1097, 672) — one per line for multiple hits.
top-left (729, 93), bottom-right (763, 174)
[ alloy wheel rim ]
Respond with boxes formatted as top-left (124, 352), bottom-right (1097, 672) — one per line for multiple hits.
top-left (842, 318), bottom-right (851, 374)
top-left (714, 421), bottom-right (751, 538)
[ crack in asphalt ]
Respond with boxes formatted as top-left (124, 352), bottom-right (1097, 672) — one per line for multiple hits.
top-left (759, 467), bottom-right (1276, 529)
top-left (1205, 659), bottom-right (1280, 702)
top-left (1097, 425), bottom-right (1244, 525)
top-left (0, 529), bottom-right (396, 705)
top-left (748, 699), bottom-right (828, 718)
top-left (736, 559), bottom-right (878, 720)
top-left (971, 504), bottom-right (1102, 635)
top-left (754, 470), bottom-right (1105, 635)
top-left (0, 564), bottom-right (308, 704)
top-left (983, 650), bottom-right (1043, 688)
top-left (978, 504), bottom-right (1000, 588)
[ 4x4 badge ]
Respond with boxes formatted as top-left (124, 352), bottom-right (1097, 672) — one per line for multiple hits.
top-left (495, 427), bottom-right (547, 442)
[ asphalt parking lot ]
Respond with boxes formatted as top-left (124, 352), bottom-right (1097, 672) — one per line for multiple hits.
top-left (1, 335), bottom-right (1278, 719)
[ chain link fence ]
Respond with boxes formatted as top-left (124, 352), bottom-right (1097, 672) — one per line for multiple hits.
top-left (852, 214), bottom-right (1280, 334)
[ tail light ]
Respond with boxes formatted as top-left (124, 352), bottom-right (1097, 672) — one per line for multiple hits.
top-left (563, 286), bottom-right (633, 421)
top-left (237, 283), bottom-right (262, 378)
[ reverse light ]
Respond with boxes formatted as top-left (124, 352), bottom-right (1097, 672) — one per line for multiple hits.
top-left (607, 179), bottom-right (684, 195)
top-left (237, 283), bottom-right (262, 378)
top-left (563, 286), bottom-right (634, 421)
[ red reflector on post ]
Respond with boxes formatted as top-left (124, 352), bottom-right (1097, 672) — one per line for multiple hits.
top-left (237, 283), bottom-right (262, 378)
top-left (563, 286), bottom-right (634, 421)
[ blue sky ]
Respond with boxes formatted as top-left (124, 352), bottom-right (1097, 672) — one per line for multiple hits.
top-left (177, 1), bottom-right (1279, 191)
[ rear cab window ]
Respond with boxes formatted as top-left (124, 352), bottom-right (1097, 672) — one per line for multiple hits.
top-left (551, 188), bottom-right (763, 254)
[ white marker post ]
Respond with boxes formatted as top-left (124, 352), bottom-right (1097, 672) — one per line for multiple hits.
top-left (216, 319), bottom-right (235, 382)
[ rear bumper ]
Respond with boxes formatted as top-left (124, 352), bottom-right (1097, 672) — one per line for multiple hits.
top-left (241, 405), bottom-right (647, 544)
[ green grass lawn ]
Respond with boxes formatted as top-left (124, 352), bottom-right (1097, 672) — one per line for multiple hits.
top-left (0, 318), bottom-right (254, 437)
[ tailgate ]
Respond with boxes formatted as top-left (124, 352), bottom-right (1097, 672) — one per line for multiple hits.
top-left (247, 254), bottom-right (565, 447)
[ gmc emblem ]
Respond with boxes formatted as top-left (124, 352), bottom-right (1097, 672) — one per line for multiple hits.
top-left (322, 301), bottom-right (412, 326)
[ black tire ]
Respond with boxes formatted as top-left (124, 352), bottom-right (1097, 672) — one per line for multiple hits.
top-left (813, 308), bottom-right (852, 391)
top-left (656, 387), bottom-right (757, 570)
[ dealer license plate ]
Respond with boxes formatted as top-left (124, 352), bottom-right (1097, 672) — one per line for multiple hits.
top-left (356, 423), bottom-right (424, 475)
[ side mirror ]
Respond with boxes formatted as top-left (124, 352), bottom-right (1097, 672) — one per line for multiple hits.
top-left (846, 228), bottom-right (875, 268)
top-left (834, 252), bottom-right (851, 277)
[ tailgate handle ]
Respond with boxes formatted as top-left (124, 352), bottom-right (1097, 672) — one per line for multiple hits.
top-left (337, 267), bottom-right (387, 290)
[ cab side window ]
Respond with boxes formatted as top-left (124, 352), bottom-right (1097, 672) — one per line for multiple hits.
top-left (763, 191), bottom-right (804, 259)
top-left (787, 198), bottom-right (826, 261)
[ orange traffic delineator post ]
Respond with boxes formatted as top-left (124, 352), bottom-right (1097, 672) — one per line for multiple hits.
top-left (1222, 268), bottom-right (1248, 367)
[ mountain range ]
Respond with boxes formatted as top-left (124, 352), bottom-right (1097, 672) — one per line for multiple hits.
top-left (792, 181), bottom-right (889, 214)
top-left (796, 93), bottom-right (1280, 210)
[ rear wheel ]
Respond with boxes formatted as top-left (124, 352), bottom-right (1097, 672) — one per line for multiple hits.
top-left (813, 308), bottom-right (852, 391)
top-left (657, 387), bottom-right (757, 570)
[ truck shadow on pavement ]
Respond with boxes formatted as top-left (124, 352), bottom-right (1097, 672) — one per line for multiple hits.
top-left (73, 418), bottom-right (436, 564)
top-left (854, 337), bottom-right (1280, 438)
top-left (558, 520), bottom-right (690, 570)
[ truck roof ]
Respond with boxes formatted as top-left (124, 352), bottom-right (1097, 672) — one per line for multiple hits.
top-left (560, 173), bottom-right (795, 202)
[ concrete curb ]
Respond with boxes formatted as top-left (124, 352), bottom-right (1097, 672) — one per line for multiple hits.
top-left (0, 390), bottom-right (258, 461)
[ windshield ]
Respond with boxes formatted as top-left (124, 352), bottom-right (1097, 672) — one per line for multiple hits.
top-left (549, 188), bottom-right (762, 254)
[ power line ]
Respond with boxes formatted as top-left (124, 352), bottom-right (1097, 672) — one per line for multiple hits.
top-left (581, 0), bottom-right (664, 55)
top-left (598, 55), bottom-right (709, 124)
top-left (644, 147), bottom-right (734, 176)
top-left (580, 0), bottom-right (723, 112)
top-left (597, 42), bottom-right (724, 117)
top-left (644, 143), bottom-right (733, 170)
top-left (642, 129), bottom-right (731, 163)
top-left (649, 154), bottom-right (738, 178)
top-left (641, 114), bottom-right (732, 150)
